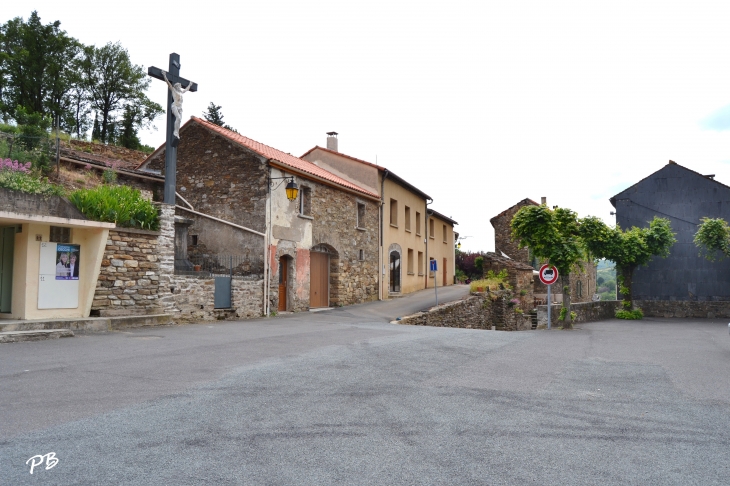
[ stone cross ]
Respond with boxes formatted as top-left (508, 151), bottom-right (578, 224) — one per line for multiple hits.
top-left (148, 53), bottom-right (198, 205)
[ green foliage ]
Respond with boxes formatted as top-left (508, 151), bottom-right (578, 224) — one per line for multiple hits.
top-left (474, 256), bottom-right (484, 272)
top-left (0, 169), bottom-right (64, 196)
top-left (694, 217), bottom-right (730, 260)
top-left (570, 311), bottom-right (577, 321)
top-left (559, 307), bottom-right (568, 321)
top-left (102, 168), bottom-right (117, 184)
top-left (69, 185), bottom-right (159, 230)
top-left (455, 268), bottom-right (467, 283)
top-left (616, 308), bottom-right (643, 320)
top-left (511, 205), bottom-right (584, 280)
top-left (470, 270), bottom-right (509, 292)
top-left (203, 102), bottom-right (237, 132)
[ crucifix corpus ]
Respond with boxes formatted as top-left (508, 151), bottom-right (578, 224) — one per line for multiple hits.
top-left (148, 53), bottom-right (198, 204)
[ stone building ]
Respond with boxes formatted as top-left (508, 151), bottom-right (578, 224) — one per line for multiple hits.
top-left (490, 198), bottom-right (597, 304)
top-left (301, 133), bottom-right (457, 299)
top-left (611, 161), bottom-right (730, 303)
top-left (137, 117), bottom-right (381, 313)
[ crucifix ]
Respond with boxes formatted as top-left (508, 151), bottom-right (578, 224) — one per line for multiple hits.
top-left (148, 53), bottom-right (198, 204)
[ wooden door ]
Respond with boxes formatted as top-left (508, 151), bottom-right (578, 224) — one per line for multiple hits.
top-left (0, 227), bottom-right (15, 313)
top-left (443, 258), bottom-right (447, 286)
top-left (310, 251), bottom-right (329, 308)
top-left (278, 256), bottom-right (288, 312)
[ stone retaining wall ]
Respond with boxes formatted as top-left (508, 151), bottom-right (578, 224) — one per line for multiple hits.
top-left (91, 226), bottom-right (163, 317)
top-left (537, 300), bottom-right (621, 327)
top-left (397, 291), bottom-right (532, 331)
top-left (634, 300), bottom-right (730, 318)
top-left (168, 275), bottom-right (264, 321)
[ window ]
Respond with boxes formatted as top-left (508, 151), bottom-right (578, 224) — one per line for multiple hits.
top-left (416, 211), bottom-right (421, 235)
top-left (389, 199), bottom-right (398, 226)
top-left (429, 257), bottom-right (435, 278)
top-left (443, 224), bottom-right (447, 243)
top-left (50, 226), bottom-right (70, 243)
top-left (405, 206), bottom-right (411, 232)
top-left (357, 202), bottom-right (366, 228)
top-left (299, 186), bottom-right (312, 216)
top-left (407, 249), bottom-right (414, 274)
top-left (191, 235), bottom-right (198, 246)
top-left (359, 249), bottom-right (365, 261)
top-left (418, 251), bottom-right (424, 275)
top-left (577, 280), bottom-right (583, 297)
top-left (429, 218), bottom-right (434, 239)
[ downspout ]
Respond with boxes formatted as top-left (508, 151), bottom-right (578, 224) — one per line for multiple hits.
top-left (264, 164), bottom-right (272, 317)
top-left (425, 197), bottom-right (433, 288)
top-left (379, 170), bottom-right (389, 301)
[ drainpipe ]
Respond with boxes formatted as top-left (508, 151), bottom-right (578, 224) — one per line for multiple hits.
top-left (379, 170), bottom-right (389, 301)
top-left (264, 165), bottom-right (272, 317)
top-left (425, 197), bottom-right (433, 288)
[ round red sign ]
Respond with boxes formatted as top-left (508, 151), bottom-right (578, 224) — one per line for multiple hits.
top-left (538, 264), bottom-right (559, 285)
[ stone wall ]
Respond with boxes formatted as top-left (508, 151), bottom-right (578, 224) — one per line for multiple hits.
top-left (91, 227), bottom-right (163, 317)
top-left (634, 300), bottom-right (730, 318)
top-left (397, 290), bottom-right (532, 331)
top-left (489, 199), bottom-right (537, 264)
top-left (537, 300), bottom-right (621, 327)
top-left (168, 275), bottom-right (264, 321)
top-left (309, 180), bottom-right (379, 307)
top-left (145, 123), bottom-right (269, 232)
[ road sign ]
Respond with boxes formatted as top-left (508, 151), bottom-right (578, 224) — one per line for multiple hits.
top-left (430, 260), bottom-right (437, 272)
top-left (539, 264), bottom-right (559, 285)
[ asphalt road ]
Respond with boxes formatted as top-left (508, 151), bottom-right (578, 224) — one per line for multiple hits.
top-left (2, 289), bottom-right (730, 485)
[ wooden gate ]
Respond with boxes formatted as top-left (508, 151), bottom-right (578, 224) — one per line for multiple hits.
top-left (310, 251), bottom-right (329, 308)
top-left (278, 256), bottom-right (288, 312)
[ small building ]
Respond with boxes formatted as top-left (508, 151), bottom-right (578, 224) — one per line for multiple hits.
top-left (611, 161), bottom-right (730, 302)
top-left (0, 188), bottom-right (113, 320)
top-left (301, 133), bottom-right (457, 298)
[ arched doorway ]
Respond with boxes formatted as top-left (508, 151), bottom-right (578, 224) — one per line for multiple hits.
top-left (389, 250), bottom-right (401, 293)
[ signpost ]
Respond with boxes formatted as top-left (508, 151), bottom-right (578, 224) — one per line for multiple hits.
top-left (430, 259), bottom-right (438, 305)
top-left (538, 264), bottom-right (559, 329)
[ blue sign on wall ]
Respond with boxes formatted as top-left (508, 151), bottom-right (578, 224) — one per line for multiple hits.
top-left (430, 259), bottom-right (437, 272)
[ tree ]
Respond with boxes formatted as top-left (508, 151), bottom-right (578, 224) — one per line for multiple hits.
top-left (580, 216), bottom-right (675, 316)
top-left (511, 204), bottom-right (583, 327)
top-left (694, 218), bottom-right (730, 260)
top-left (0, 11), bottom-right (82, 123)
top-left (80, 42), bottom-right (162, 144)
top-left (203, 102), bottom-right (237, 132)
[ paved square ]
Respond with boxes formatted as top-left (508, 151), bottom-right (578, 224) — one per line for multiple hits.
top-left (2, 308), bottom-right (730, 485)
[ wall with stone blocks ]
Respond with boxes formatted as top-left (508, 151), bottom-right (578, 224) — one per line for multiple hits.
top-left (635, 300), bottom-right (730, 318)
top-left (91, 227), bottom-right (163, 317)
top-left (537, 300), bottom-right (621, 327)
top-left (168, 275), bottom-right (264, 321)
top-left (397, 291), bottom-right (532, 331)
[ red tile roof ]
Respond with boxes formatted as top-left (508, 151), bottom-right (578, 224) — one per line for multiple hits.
top-left (140, 117), bottom-right (379, 199)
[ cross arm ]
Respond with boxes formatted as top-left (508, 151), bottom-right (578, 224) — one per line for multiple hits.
top-left (147, 66), bottom-right (198, 92)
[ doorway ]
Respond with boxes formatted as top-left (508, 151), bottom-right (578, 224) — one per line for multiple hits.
top-left (443, 257), bottom-right (447, 287)
top-left (0, 226), bottom-right (15, 313)
top-left (278, 256), bottom-right (289, 312)
top-left (310, 251), bottom-right (329, 308)
top-left (389, 251), bottom-right (401, 293)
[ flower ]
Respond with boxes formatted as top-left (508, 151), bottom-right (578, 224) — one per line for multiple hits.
top-left (1, 159), bottom-right (31, 173)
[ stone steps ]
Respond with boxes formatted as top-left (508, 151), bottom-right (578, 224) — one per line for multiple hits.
top-left (0, 329), bottom-right (74, 343)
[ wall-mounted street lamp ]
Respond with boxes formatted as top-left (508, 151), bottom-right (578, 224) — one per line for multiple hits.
top-left (456, 235), bottom-right (472, 250)
top-left (270, 175), bottom-right (299, 201)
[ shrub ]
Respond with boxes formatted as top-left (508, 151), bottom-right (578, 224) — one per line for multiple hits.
top-left (616, 308), bottom-right (644, 320)
top-left (0, 159), bottom-right (65, 196)
top-left (69, 185), bottom-right (159, 230)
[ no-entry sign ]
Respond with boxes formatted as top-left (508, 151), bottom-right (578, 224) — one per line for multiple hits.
top-left (539, 264), bottom-right (559, 285)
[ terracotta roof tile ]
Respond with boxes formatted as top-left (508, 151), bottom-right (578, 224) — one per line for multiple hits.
top-left (188, 118), bottom-right (379, 199)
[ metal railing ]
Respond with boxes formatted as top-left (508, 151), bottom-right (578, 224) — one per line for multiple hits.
top-left (174, 253), bottom-right (263, 279)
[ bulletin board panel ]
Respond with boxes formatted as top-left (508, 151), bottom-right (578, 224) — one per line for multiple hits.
top-left (38, 242), bottom-right (79, 309)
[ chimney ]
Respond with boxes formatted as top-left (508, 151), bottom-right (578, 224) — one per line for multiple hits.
top-left (326, 132), bottom-right (338, 152)
top-left (540, 197), bottom-right (546, 205)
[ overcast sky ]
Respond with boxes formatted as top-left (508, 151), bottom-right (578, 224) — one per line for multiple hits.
top-left (7, 1), bottom-right (730, 252)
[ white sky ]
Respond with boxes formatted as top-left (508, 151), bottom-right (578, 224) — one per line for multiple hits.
top-left (7, 1), bottom-right (730, 252)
